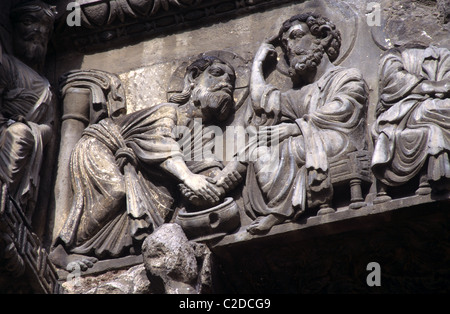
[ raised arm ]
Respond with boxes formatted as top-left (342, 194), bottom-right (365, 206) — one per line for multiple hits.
top-left (250, 39), bottom-right (278, 111)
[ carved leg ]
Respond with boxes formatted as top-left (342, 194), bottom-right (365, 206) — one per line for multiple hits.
top-left (373, 180), bottom-right (392, 204)
top-left (349, 178), bottom-right (366, 209)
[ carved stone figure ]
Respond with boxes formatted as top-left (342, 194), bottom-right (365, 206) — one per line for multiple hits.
top-left (51, 55), bottom-right (243, 269)
top-left (371, 43), bottom-right (450, 202)
top-left (243, 13), bottom-right (369, 235)
top-left (0, 0), bottom-right (56, 220)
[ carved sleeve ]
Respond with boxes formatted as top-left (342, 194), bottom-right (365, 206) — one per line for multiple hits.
top-left (377, 50), bottom-right (424, 115)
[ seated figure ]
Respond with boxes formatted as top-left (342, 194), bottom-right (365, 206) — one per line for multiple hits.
top-left (371, 43), bottom-right (450, 201)
top-left (0, 1), bottom-right (56, 219)
top-left (243, 13), bottom-right (369, 235)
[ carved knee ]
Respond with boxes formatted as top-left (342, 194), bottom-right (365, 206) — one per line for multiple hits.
top-left (3, 122), bottom-right (35, 152)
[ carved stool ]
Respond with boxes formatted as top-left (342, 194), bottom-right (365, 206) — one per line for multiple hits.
top-left (317, 150), bottom-right (372, 215)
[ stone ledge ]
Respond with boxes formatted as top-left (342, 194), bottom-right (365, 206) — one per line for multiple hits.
top-left (209, 193), bottom-right (450, 293)
top-left (211, 192), bottom-right (450, 250)
top-left (56, 254), bottom-right (144, 281)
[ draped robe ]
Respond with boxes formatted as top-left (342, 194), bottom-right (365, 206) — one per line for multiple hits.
top-left (372, 46), bottom-right (450, 186)
top-left (57, 103), bottom-right (223, 258)
top-left (244, 66), bottom-right (368, 220)
top-left (0, 52), bottom-right (54, 212)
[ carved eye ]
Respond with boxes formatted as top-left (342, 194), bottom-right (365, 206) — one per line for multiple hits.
top-left (209, 67), bottom-right (225, 77)
top-left (289, 29), bottom-right (305, 40)
top-left (20, 15), bottom-right (36, 26)
top-left (22, 18), bottom-right (33, 26)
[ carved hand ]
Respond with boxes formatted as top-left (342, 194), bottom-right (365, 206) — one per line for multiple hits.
top-left (215, 169), bottom-right (243, 192)
top-left (182, 174), bottom-right (222, 204)
top-left (259, 123), bottom-right (302, 143)
top-left (254, 42), bottom-right (277, 65)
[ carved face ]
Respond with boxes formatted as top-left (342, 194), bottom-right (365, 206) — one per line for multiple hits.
top-left (12, 9), bottom-right (52, 68)
top-left (190, 61), bottom-right (236, 122)
top-left (282, 22), bottom-right (324, 79)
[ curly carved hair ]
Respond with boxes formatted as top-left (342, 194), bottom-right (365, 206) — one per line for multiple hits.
top-left (278, 13), bottom-right (342, 63)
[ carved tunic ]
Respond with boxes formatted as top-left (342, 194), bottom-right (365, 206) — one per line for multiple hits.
top-left (0, 52), bottom-right (54, 210)
top-left (244, 66), bottom-right (367, 219)
top-left (372, 46), bottom-right (450, 186)
top-left (58, 103), bottom-right (223, 258)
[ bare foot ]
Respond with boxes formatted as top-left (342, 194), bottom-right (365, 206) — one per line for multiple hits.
top-left (49, 244), bottom-right (98, 271)
top-left (66, 255), bottom-right (98, 272)
top-left (246, 215), bottom-right (284, 235)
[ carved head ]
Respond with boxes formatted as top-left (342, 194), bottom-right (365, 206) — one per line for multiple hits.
top-left (278, 13), bottom-right (341, 78)
top-left (169, 56), bottom-right (236, 123)
top-left (10, 0), bottom-right (56, 70)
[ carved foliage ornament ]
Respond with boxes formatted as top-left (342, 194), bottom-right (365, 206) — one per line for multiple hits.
top-left (69, 0), bottom-right (203, 28)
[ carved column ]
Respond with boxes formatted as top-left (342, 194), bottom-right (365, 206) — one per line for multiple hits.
top-left (52, 88), bottom-right (91, 242)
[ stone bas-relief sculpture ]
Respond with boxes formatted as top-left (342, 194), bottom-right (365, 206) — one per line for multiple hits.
top-left (0, 0), bottom-right (56, 220)
top-left (372, 43), bottom-right (450, 202)
top-left (0, 0), bottom-right (61, 294)
top-left (243, 13), bottom-right (370, 235)
top-left (0, 0), bottom-right (448, 294)
top-left (50, 55), bottom-right (245, 270)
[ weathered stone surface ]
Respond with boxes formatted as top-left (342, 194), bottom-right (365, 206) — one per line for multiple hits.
top-left (62, 264), bottom-right (150, 294)
top-left (1, 0), bottom-right (449, 295)
top-left (142, 223), bottom-right (213, 294)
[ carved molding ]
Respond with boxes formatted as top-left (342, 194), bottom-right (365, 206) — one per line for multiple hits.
top-left (53, 0), bottom-right (299, 52)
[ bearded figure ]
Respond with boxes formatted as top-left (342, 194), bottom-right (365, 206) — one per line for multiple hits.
top-left (244, 13), bottom-right (369, 234)
top-left (51, 56), bottom-right (240, 269)
top-left (0, 1), bottom-right (56, 220)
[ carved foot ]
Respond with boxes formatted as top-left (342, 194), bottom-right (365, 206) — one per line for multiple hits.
top-left (246, 215), bottom-right (284, 235)
top-left (317, 204), bottom-right (335, 216)
top-left (373, 192), bottom-right (392, 204)
top-left (49, 244), bottom-right (98, 271)
top-left (349, 201), bottom-right (366, 210)
top-left (415, 182), bottom-right (432, 195)
top-left (416, 171), bottom-right (432, 195)
top-left (373, 181), bottom-right (392, 204)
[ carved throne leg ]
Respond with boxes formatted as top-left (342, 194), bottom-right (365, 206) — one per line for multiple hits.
top-left (348, 178), bottom-right (366, 209)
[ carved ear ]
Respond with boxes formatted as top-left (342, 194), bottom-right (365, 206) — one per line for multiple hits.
top-left (184, 70), bottom-right (196, 90)
top-left (319, 24), bottom-right (333, 46)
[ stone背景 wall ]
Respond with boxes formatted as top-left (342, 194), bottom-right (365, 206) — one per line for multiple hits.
top-left (0, 0), bottom-right (449, 294)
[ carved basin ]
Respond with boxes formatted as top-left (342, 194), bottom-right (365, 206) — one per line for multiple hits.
top-left (175, 197), bottom-right (241, 241)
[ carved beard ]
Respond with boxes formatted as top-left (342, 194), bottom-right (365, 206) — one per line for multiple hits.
top-left (13, 34), bottom-right (47, 68)
top-left (191, 84), bottom-right (234, 122)
top-left (288, 43), bottom-right (325, 78)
